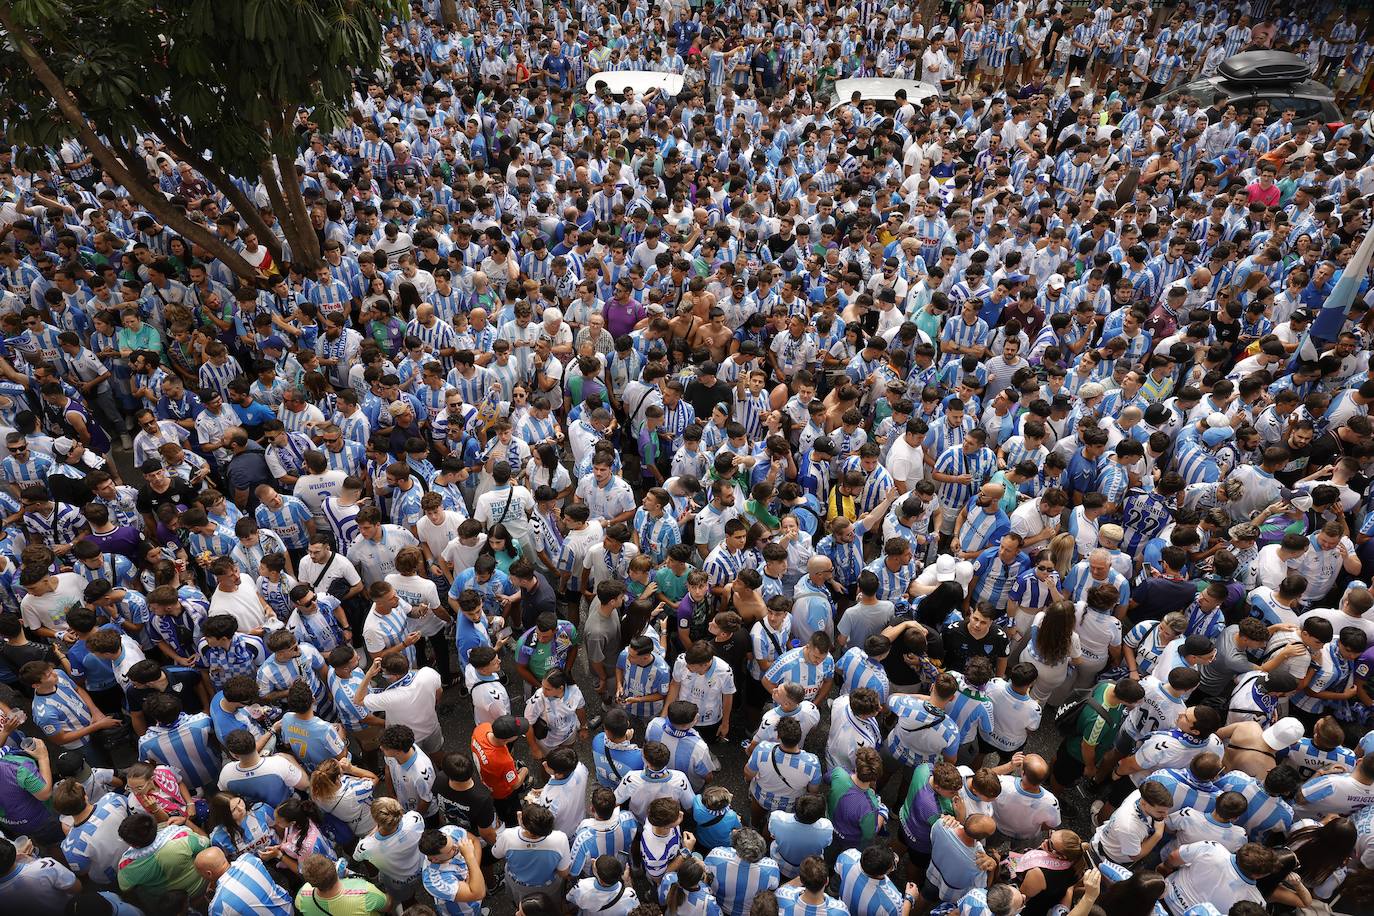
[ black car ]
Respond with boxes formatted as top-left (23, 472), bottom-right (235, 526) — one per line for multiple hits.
top-left (1147, 51), bottom-right (1344, 127)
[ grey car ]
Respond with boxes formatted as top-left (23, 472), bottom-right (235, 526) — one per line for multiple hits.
top-left (1147, 51), bottom-right (1344, 127)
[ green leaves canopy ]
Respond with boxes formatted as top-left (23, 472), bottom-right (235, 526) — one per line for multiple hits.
top-left (1, 0), bottom-right (402, 175)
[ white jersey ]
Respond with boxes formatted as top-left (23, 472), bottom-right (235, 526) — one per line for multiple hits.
top-left (669, 655), bottom-right (736, 726)
top-left (992, 775), bottom-right (1062, 840)
top-left (464, 667), bottom-right (510, 725)
top-left (980, 679), bottom-right (1043, 752)
top-left (825, 695), bottom-right (883, 771)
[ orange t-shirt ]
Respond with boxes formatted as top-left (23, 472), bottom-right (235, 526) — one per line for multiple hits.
top-left (471, 723), bottom-right (520, 798)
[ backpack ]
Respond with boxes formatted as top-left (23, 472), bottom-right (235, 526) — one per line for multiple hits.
top-left (1054, 693), bottom-right (1109, 737)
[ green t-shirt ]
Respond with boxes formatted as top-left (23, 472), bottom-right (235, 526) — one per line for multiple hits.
top-left (654, 566), bottom-right (690, 604)
top-left (296, 879), bottom-right (390, 916)
top-left (915, 309), bottom-right (943, 345)
top-left (116, 825), bottom-right (208, 898)
top-left (116, 323), bottom-right (163, 355)
top-left (1066, 681), bottom-right (1125, 763)
top-left (827, 767), bottom-right (886, 843)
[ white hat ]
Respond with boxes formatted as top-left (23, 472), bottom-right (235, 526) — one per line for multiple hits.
top-left (934, 555), bottom-right (959, 581)
top-left (1206, 412), bottom-right (1231, 429)
top-left (1262, 717), bottom-right (1305, 751)
top-left (1048, 275), bottom-right (1066, 290)
top-left (51, 436), bottom-right (77, 458)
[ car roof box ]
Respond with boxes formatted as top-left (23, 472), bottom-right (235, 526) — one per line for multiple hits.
top-left (1217, 51), bottom-right (1312, 84)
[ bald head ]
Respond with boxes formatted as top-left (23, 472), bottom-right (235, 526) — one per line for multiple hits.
top-left (979, 482), bottom-right (1004, 500)
top-left (965, 814), bottom-right (997, 839)
top-left (195, 847), bottom-right (230, 880)
top-left (1021, 754), bottom-right (1049, 786)
top-left (807, 555), bottom-right (834, 580)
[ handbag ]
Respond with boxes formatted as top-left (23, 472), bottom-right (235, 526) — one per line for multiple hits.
top-left (312, 551), bottom-right (352, 603)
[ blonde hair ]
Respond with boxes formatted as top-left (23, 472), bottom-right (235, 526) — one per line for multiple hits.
top-left (372, 796), bottom-right (403, 833)
top-left (1048, 532), bottom-right (1076, 578)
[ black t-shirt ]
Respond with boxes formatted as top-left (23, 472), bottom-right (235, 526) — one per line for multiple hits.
top-left (941, 619), bottom-right (1010, 672)
top-left (126, 668), bottom-right (205, 715)
top-left (711, 630), bottom-right (751, 673)
top-left (1275, 438), bottom-right (1318, 486)
top-left (524, 573), bottom-right (559, 622)
top-left (436, 779), bottom-right (497, 835)
top-left (136, 478), bottom-right (199, 517)
top-left (685, 380), bottom-right (733, 422)
top-left (1302, 431), bottom-right (1346, 477)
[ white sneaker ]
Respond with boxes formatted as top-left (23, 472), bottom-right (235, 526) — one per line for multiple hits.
top-left (1090, 799), bottom-right (1105, 826)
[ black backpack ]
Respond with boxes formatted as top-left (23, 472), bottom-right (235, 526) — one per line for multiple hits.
top-left (1054, 694), bottom-right (1109, 737)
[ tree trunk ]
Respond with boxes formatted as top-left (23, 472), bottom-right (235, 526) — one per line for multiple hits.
top-left (0, 7), bottom-right (262, 283)
top-left (276, 149), bottom-right (322, 271)
top-left (130, 99), bottom-right (284, 264)
top-left (439, 0), bottom-right (458, 26)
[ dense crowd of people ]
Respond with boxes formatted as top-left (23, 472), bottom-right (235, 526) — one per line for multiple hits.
top-left (3, 0), bottom-right (1374, 916)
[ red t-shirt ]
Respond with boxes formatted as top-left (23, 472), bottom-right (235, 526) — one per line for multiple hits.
top-left (471, 723), bottom-right (520, 799)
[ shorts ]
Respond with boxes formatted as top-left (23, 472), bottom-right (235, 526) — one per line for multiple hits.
top-left (1052, 742), bottom-right (1086, 786)
top-left (1113, 728), bottom-right (1138, 756)
top-left (418, 728), bottom-right (444, 755)
top-left (1068, 54), bottom-right (1089, 75)
top-left (962, 59), bottom-right (978, 76)
top-left (375, 870), bottom-right (422, 902)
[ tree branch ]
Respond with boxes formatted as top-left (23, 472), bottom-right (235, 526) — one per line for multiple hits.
top-left (0, 6), bottom-right (261, 282)
top-left (129, 98), bottom-right (283, 262)
top-left (275, 148), bottom-right (321, 269)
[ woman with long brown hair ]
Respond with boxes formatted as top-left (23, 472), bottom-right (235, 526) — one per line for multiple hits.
top-left (1025, 599), bottom-right (1085, 703)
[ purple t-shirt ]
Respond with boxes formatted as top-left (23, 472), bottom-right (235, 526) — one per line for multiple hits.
top-left (1354, 645), bottom-right (1374, 686)
top-left (605, 299), bottom-right (646, 338)
top-left (83, 525), bottom-right (143, 560)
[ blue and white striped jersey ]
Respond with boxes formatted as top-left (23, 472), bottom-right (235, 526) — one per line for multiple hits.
top-left (61, 792), bottom-right (131, 885)
top-left (704, 845), bottom-right (782, 916)
top-left (764, 647), bottom-right (835, 700)
top-left (570, 810), bottom-right (640, 874)
top-left (639, 824), bottom-right (684, 883)
top-left (137, 712), bottom-right (222, 791)
top-left (1214, 772), bottom-right (1294, 841)
top-left (208, 853), bottom-right (293, 916)
top-left (775, 885), bottom-right (850, 916)
top-left (614, 649), bottom-right (671, 721)
top-left (255, 495), bottom-right (314, 549)
top-left (1144, 767), bottom-right (1223, 812)
top-left (885, 695), bottom-right (960, 767)
top-left (746, 742), bottom-right (822, 812)
top-left (422, 826), bottom-right (482, 916)
top-left (835, 646), bottom-right (890, 701)
top-left (836, 847), bottom-right (904, 916)
top-left (645, 718), bottom-right (716, 789)
top-left (1280, 737), bottom-right (1356, 782)
top-left (32, 669), bottom-right (95, 749)
top-left (209, 801), bottom-right (277, 858)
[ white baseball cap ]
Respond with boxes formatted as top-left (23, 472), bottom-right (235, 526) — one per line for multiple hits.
top-left (1261, 717), bottom-right (1305, 751)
